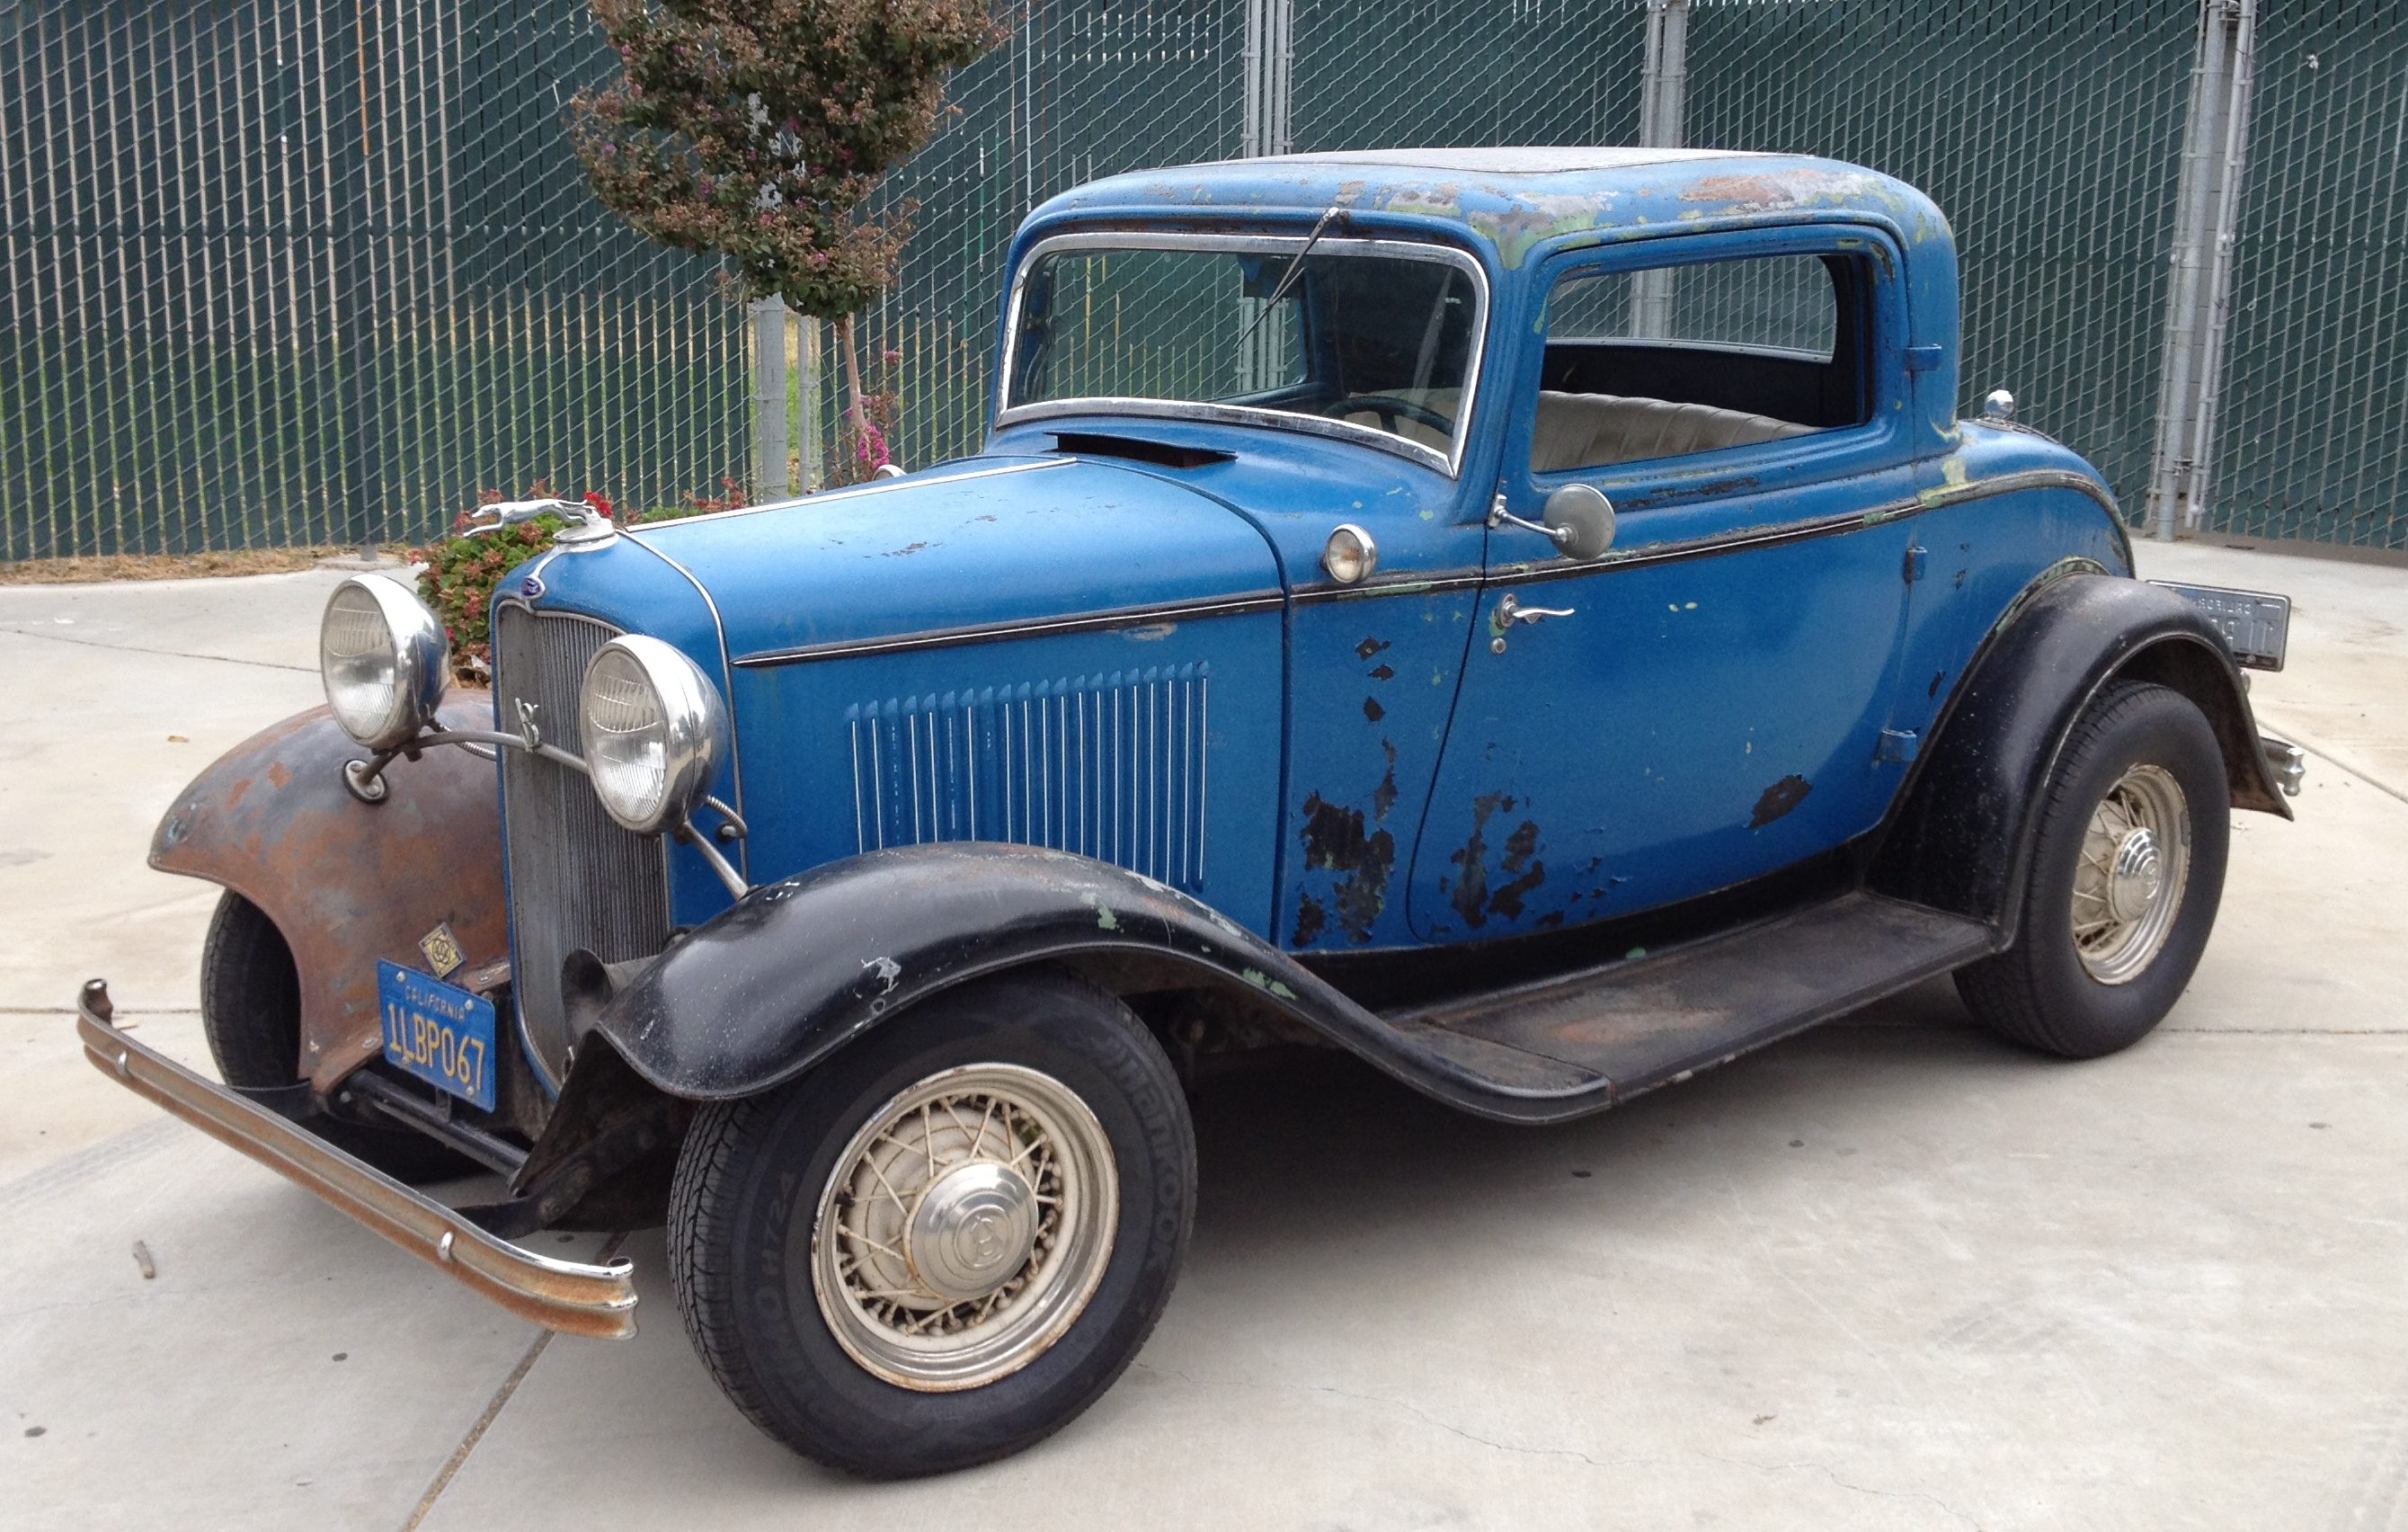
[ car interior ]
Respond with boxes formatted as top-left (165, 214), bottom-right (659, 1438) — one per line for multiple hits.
top-left (1528, 251), bottom-right (1873, 472)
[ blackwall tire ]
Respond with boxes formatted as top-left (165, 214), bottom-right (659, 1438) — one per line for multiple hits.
top-left (200, 891), bottom-right (478, 1184)
top-left (1955, 680), bottom-right (2230, 1058)
top-left (666, 966), bottom-right (1195, 1479)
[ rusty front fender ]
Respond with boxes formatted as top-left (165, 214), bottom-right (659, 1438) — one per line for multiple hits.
top-left (150, 690), bottom-right (508, 1092)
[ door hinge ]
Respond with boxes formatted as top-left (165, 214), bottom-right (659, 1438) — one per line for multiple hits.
top-left (1877, 728), bottom-right (1921, 764)
top-left (1903, 544), bottom-right (1927, 583)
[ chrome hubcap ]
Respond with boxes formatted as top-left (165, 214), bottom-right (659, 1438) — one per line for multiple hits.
top-left (2071, 763), bottom-right (2191, 984)
top-left (908, 1162), bottom-right (1037, 1302)
top-left (809, 1063), bottom-right (1117, 1392)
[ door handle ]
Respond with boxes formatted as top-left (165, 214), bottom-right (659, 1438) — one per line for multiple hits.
top-left (1497, 592), bottom-right (1576, 625)
top-left (1490, 592), bottom-right (1575, 653)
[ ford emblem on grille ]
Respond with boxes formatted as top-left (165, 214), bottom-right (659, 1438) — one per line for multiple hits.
top-left (519, 573), bottom-right (546, 600)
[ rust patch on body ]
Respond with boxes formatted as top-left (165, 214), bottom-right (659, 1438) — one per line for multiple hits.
top-left (1292, 892), bottom-right (1328, 948)
top-left (1488, 820), bottom-right (1546, 920)
top-left (1363, 697), bottom-right (1385, 722)
top-left (1750, 774), bottom-right (1813, 828)
top-left (149, 693), bottom-right (509, 1091)
top-left (1369, 664), bottom-right (1394, 681)
top-left (1373, 742), bottom-right (1399, 824)
top-left (1355, 637), bottom-right (1391, 661)
top-left (1298, 792), bottom-right (1394, 946)
top-left (1448, 792), bottom-right (1505, 929)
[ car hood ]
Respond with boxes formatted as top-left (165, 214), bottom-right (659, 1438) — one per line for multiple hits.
top-left (616, 453), bottom-right (1285, 662)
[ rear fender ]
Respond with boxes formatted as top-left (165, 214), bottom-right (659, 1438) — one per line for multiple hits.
top-left (1869, 572), bottom-right (2289, 942)
top-left (584, 842), bottom-right (1545, 1118)
top-left (150, 693), bottom-right (507, 1091)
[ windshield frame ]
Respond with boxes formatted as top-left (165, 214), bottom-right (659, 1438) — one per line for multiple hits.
top-left (997, 230), bottom-right (1492, 478)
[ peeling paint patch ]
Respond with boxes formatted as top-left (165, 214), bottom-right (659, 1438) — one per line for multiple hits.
top-left (1369, 664), bottom-right (1394, 681)
top-left (1488, 819), bottom-right (1546, 920)
top-left (1373, 741), bottom-right (1399, 823)
top-left (1078, 890), bottom-right (1122, 931)
top-left (1299, 791), bottom-right (1396, 946)
top-left (1363, 697), bottom-right (1385, 722)
top-left (1293, 892), bottom-right (1328, 947)
top-left (1750, 774), bottom-right (1813, 828)
top-left (1448, 792), bottom-right (1508, 929)
top-left (1355, 637), bottom-right (1392, 661)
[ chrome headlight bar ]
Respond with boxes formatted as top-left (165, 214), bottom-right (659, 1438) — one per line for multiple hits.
top-left (321, 582), bottom-right (749, 898)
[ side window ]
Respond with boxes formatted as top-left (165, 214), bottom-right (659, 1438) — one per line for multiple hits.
top-left (1533, 252), bottom-right (1871, 474)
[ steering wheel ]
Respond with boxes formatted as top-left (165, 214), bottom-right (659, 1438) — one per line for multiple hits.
top-left (1320, 394), bottom-right (1456, 435)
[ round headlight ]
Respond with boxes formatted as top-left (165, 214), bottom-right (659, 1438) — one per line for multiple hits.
top-left (1321, 522), bottom-right (1378, 584)
top-left (579, 636), bottom-right (727, 835)
top-left (320, 575), bottom-right (449, 751)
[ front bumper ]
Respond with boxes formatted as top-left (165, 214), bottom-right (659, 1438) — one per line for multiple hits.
top-left (75, 980), bottom-right (637, 1339)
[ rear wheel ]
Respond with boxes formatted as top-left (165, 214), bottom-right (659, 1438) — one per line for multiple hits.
top-left (200, 891), bottom-right (476, 1183)
top-left (1956, 681), bottom-right (2230, 1057)
top-left (667, 966), bottom-right (1195, 1478)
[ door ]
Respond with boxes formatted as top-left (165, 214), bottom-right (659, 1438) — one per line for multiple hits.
top-left (1408, 229), bottom-right (1925, 942)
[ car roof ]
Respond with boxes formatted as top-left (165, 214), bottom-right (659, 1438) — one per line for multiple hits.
top-left (1025, 147), bottom-right (1952, 271)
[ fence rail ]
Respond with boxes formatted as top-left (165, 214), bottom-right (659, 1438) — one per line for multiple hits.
top-left (4, 0), bottom-right (2403, 557)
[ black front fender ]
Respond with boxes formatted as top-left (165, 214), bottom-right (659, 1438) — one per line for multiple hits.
top-left (587, 843), bottom-right (1547, 1113)
top-left (1870, 571), bottom-right (2290, 940)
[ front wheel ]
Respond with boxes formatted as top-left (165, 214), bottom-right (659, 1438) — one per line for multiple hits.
top-left (1956, 680), bottom-right (2230, 1057)
top-left (667, 966), bottom-right (1195, 1478)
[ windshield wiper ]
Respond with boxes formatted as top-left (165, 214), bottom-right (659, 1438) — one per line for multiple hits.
top-left (1233, 203), bottom-right (1342, 356)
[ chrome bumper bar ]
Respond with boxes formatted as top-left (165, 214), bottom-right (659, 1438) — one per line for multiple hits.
top-left (75, 979), bottom-right (636, 1339)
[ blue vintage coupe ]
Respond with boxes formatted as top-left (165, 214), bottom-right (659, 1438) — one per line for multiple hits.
top-left (84, 147), bottom-right (2304, 1477)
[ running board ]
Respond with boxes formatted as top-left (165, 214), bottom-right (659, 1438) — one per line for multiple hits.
top-left (1380, 893), bottom-right (1997, 1109)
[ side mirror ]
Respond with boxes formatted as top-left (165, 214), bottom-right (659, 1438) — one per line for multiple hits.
top-left (1543, 484), bottom-right (1616, 559)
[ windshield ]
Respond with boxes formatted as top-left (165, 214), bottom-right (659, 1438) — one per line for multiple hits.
top-left (1002, 236), bottom-right (1485, 468)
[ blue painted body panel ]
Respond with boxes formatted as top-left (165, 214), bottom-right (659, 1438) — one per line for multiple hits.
top-left (492, 149), bottom-right (2128, 967)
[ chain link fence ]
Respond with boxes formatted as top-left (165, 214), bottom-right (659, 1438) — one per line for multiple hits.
top-left (4, 0), bottom-right (2403, 556)
top-left (0, 0), bottom-right (744, 561)
top-left (2217, 1), bottom-right (2408, 549)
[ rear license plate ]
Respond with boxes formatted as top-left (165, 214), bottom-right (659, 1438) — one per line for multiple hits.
top-left (2148, 580), bottom-right (2291, 671)
top-left (377, 959), bottom-right (498, 1112)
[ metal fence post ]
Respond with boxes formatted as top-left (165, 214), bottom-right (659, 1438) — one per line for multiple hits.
top-left (1630, 0), bottom-right (1690, 337)
top-left (2147, 0), bottom-right (2248, 543)
top-left (1243, 0), bottom-right (1294, 159)
top-left (799, 318), bottom-right (823, 492)
top-left (2179, 0), bottom-right (2258, 534)
top-left (334, 0), bottom-right (385, 557)
top-left (753, 298), bottom-right (789, 502)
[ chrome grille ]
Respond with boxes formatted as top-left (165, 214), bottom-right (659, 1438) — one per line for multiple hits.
top-left (846, 664), bottom-right (1210, 891)
top-left (493, 602), bottom-right (671, 1084)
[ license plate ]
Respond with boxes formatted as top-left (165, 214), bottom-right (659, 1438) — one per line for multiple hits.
top-left (2149, 580), bottom-right (2291, 671)
top-left (377, 959), bottom-right (498, 1111)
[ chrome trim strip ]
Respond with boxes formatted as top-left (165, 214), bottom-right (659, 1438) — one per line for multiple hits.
top-left (998, 231), bottom-right (1490, 479)
top-left (1290, 567), bottom-right (1488, 605)
top-left (75, 983), bottom-right (637, 1339)
top-left (622, 458), bottom-right (1076, 533)
top-left (735, 591), bottom-right (1287, 669)
top-left (1485, 470), bottom-right (2123, 589)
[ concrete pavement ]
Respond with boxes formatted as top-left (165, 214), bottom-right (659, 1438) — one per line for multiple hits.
top-left (2, 544), bottom-right (2403, 1530)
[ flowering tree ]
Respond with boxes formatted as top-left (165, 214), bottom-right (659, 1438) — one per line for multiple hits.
top-left (569, 0), bottom-right (1002, 480)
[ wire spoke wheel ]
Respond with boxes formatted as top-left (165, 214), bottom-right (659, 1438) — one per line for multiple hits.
top-left (811, 1063), bottom-right (1118, 1392)
top-left (2069, 762), bottom-right (2191, 985)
